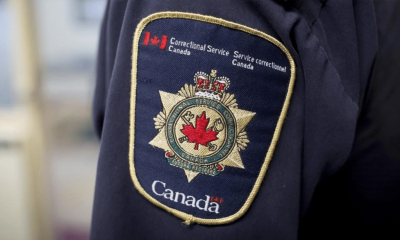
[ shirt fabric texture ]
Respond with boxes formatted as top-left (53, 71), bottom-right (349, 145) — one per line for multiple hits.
top-left (90, 0), bottom-right (400, 239)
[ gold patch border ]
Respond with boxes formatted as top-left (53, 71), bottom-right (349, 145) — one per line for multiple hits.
top-left (129, 12), bottom-right (296, 225)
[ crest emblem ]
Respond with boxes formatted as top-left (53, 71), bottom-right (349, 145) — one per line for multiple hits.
top-left (149, 70), bottom-right (255, 182)
top-left (129, 12), bottom-right (296, 225)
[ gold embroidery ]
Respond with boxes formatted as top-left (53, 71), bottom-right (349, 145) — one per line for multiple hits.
top-left (149, 78), bottom-right (255, 181)
top-left (129, 11), bottom-right (296, 225)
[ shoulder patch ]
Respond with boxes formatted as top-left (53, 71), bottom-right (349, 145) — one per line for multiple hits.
top-left (129, 12), bottom-right (295, 225)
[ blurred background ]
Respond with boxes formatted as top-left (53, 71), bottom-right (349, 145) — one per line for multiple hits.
top-left (0, 0), bottom-right (106, 239)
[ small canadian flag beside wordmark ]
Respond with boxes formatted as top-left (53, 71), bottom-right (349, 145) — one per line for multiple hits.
top-left (143, 32), bottom-right (168, 50)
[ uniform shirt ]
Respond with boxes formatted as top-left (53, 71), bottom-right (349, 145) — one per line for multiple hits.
top-left (91, 0), bottom-right (399, 239)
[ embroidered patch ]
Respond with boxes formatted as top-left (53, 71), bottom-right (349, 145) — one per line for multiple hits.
top-left (129, 12), bottom-right (295, 225)
top-left (149, 70), bottom-right (255, 181)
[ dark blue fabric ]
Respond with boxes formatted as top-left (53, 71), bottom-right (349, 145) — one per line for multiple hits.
top-left (91, 0), bottom-right (381, 239)
top-left (135, 18), bottom-right (291, 219)
top-left (300, 1), bottom-right (400, 239)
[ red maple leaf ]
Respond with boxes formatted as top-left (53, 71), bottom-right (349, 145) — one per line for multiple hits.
top-left (181, 112), bottom-right (218, 150)
top-left (150, 35), bottom-right (160, 45)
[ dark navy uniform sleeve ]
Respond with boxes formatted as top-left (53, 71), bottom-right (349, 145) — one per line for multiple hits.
top-left (89, 0), bottom-right (399, 239)
top-left (92, 0), bottom-right (129, 138)
top-left (300, 1), bottom-right (400, 239)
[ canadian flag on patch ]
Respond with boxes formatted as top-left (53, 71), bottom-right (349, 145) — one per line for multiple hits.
top-left (143, 32), bottom-right (168, 50)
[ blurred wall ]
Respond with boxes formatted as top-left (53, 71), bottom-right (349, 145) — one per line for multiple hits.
top-left (0, 0), bottom-right (105, 239)
top-left (0, 0), bottom-right (47, 239)
top-left (34, 0), bottom-right (105, 239)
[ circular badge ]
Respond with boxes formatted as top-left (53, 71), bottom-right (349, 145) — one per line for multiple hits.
top-left (149, 70), bottom-right (256, 180)
top-left (165, 97), bottom-right (237, 165)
